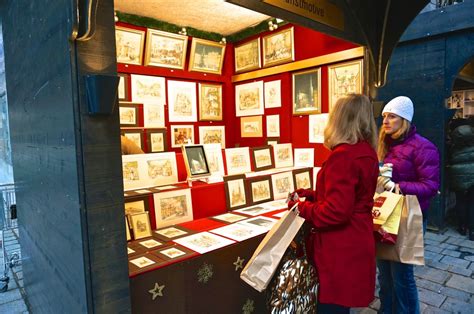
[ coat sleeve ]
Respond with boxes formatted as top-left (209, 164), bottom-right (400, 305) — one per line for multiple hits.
top-left (298, 150), bottom-right (357, 228)
top-left (398, 142), bottom-right (440, 198)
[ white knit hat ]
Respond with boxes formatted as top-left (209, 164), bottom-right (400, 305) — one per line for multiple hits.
top-left (382, 96), bottom-right (414, 122)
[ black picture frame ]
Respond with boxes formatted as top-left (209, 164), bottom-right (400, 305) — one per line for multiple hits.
top-left (182, 144), bottom-right (211, 177)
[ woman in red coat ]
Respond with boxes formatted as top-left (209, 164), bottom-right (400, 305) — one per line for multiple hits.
top-left (289, 94), bottom-right (379, 313)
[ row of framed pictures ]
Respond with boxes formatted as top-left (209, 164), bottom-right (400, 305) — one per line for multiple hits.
top-left (116, 26), bottom-right (226, 74)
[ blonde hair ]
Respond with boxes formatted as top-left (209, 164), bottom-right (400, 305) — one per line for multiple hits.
top-left (377, 118), bottom-right (411, 161)
top-left (324, 94), bottom-right (378, 150)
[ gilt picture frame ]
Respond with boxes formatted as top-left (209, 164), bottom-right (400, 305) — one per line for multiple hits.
top-left (234, 38), bottom-right (261, 73)
top-left (144, 29), bottom-right (188, 69)
top-left (262, 27), bottom-right (294, 67)
top-left (328, 59), bottom-right (363, 111)
top-left (199, 83), bottom-right (223, 121)
top-left (292, 68), bottom-right (322, 115)
top-left (115, 26), bottom-right (145, 65)
top-left (189, 38), bottom-right (226, 75)
top-left (241, 116), bottom-right (263, 138)
top-left (129, 212), bottom-right (152, 240)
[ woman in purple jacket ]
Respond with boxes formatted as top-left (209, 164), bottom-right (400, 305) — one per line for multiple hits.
top-left (377, 96), bottom-right (440, 314)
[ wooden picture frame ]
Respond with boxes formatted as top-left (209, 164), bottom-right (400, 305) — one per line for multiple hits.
top-left (167, 80), bottom-right (197, 122)
top-left (119, 103), bottom-right (140, 127)
top-left (271, 171), bottom-right (295, 200)
top-left (224, 174), bottom-right (248, 210)
top-left (262, 27), bottom-right (294, 67)
top-left (153, 189), bottom-right (193, 228)
top-left (189, 38), bottom-right (226, 74)
top-left (124, 195), bottom-right (150, 216)
top-left (121, 129), bottom-right (145, 151)
top-left (328, 59), bottom-right (363, 111)
top-left (115, 26), bottom-right (145, 65)
top-left (241, 116), bottom-right (263, 138)
top-left (235, 81), bottom-right (264, 117)
top-left (118, 73), bottom-right (129, 101)
top-left (129, 212), bottom-right (152, 240)
top-left (144, 29), bottom-right (188, 69)
top-left (234, 38), bottom-right (261, 73)
top-left (199, 126), bottom-right (226, 148)
top-left (251, 146), bottom-right (275, 171)
top-left (273, 143), bottom-right (294, 168)
top-left (170, 125), bottom-right (194, 148)
top-left (182, 144), bottom-right (211, 177)
top-left (199, 83), bottom-right (223, 121)
top-left (246, 176), bottom-right (273, 205)
top-left (293, 168), bottom-right (313, 190)
top-left (292, 68), bottom-right (322, 115)
top-left (224, 147), bottom-right (252, 175)
top-left (146, 129), bottom-right (167, 153)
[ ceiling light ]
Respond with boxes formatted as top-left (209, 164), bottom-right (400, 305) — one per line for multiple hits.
top-left (178, 27), bottom-right (187, 36)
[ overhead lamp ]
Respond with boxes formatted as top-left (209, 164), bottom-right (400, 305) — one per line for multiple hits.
top-left (178, 27), bottom-right (187, 36)
top-left (268, 20), bottom-right (278, 31)
top-left (219, 37), bottom-right (227, 45)
top-left (114, 11), bottom-right (119, 22)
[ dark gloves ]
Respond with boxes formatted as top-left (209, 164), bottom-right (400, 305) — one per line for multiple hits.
top-left (295, 188), bottom-right (316, 202)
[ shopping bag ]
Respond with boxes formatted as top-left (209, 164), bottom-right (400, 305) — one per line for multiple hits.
top-left (376, 195), bottom-right (425, 265)
top-left (240, 204), bottom-right (305, 292)
top-left (373, 191), bottom-right (404, 244)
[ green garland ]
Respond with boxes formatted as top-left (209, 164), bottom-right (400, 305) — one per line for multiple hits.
top-left (116, 11), bottom-right (287, 44)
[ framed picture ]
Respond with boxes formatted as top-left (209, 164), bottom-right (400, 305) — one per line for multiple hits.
top-left (167, 80), bottom-right (197, 122)
top-left (266, 114), bottom-right (280, 137)
top-left (189, 38), bottom-right (226, 75)
top-left (143, 103), bottom-right (165, 128)
top-left (235, 81), bottom-right (264, 117)
top-left (125, 217), bottom-right (131, 241)
top-left (182, 144), bottom-right (211, 177)
top-left (131, 74), bottom-right (166, 105)
top-left (199, 83), bottom-right (223, 121)
top-left (262, 27), bottom-right (294, 67)
top-left (264, 80), bottom-right (282, 108)
top-left (271, 171), bottom-right (295, 200)
top-left (241, 116), bottom-right (263, 138)
top-left (251, 146), bottom-right (275, 171)
top-left (173, 232), bottom-right (235, 254)
top-left (273, 143), bottom-right (294, 168)
top-left (293, 168), bottom-right (313, 190)
top-left (144, 29), bottom-right (188, 69)
top-left (129, 212), bottom-right (152, 240)
top-left (294, 148), bottom-right (315, 168)
top-left (203, 144), bottom-right (225, 176)
top-left (170, 125), bottom-right (194, 148)
top-left (234, 38), bottom-right (261, 73)
top-left (224, 175), bottom-right (248, 210)
top-left (199, 126), bottom-right (226, 148)
top-left (328, 59), bottom-right (363, 111)
top-left (121, 130), bottom-right (144, 151)
top-left (224, 147), bottom-right (252, 175)
top-left (115, 26), bottom-right (145, 65)
top-left (146, 129), bottom-right (167, 153)
top-left (119, 103), bottom-right (140, 127)
top-left (153, 189), bottom-right (193, 228)
top-left (118, 73), bottom-right (129, 101)
top-left (124, 196), bottom-right (149, 216)
top-left (293, 68), bottom-right (322, 115)
top-left (450, 91), bottom-right (464, 109)
top-left (247, 176), bottom-right (273, 205)
top-left (309, 113), bottom-right (329, 143)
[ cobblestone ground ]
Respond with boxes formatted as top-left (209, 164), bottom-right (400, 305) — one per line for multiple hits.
top-left (1, 227), bottom-right (474, 313)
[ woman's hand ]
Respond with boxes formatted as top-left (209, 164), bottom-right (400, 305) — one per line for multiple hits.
top-left (295, 188), bottom-right (316, 202)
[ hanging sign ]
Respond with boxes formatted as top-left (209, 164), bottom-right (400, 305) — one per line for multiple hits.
top-left (262, 0), bottom-right (344, 31)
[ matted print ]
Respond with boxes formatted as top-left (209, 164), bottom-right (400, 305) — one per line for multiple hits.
top-left (262, 27), bottom-right (294, 67)
top-left (131, 74), bottom-right (166, 105)
top-left (159, 247), bottom-right (187, 259)
top-left (328, 59), bottom-right (363, 111)
top-left (264, 80), bottom-right (282, 108)
top-left (124, 196), bottom-right (149, 216)
top-left (293, 68), bottom-right (321, 115)
top-left (203, 144), bottom-right (225, 176)
top-left (211, 212), bottom-right (247, 223)
top-left (247, 176), bottom-right (273, 205)
top-left (146, 129), bottom-right (167, 153)
top-left (239, 216), bottom-right (278, 231)
top-left (241, 116), bottom-right (263, 138)
top-left (119, 103), bottom-right (140, 127)
top-left (271, 171), bottom-right (295, 200)
top-left (115, 26), bottom-right (145, 65)
top-left (143, 103), bottom-right (165, 128)
top-left (154, 227), bottom-right (188, 239)
top-left (122, 130), bottom-right (144, 150)
top-left (266, 114), bottom-right (280, 137)
top-left (293, 168), bottom-right (313, 190)
top-left (309, 113), bottom-right (329, 143)
top-left (189, 38), bottom-right (226, 75)
top-left (129, 256), bottom-right (155, 268)
top-left (139, 239), bottom-right (162, 249)
top-left (182, 144), bottom-right (211, 177)
top-left (251, 146), bottom-right (274, 171)
top-left (234, 38), bottom-right (261, 73)
top-left (224, 147), bottom-right (252, 175)
top-left (273, 143), bottom-right (294, 168)
top-left (167, 80), bottom-right (197, 122)
top-left (170, 125), bottom-right (194, 148)
top-left (210, 223), bottom-right (266, 242)
top-left (233, 204), bottom-right (277, 216)
top-left (294, 148), bottom-right (315, 168)
top-left (144, 29), bottom-right (188, 69)
top-left (174, 232), bottom-right (235, 254)
top-left (235, 81), bottom-right (264, 117)
top-left (199, 126), bottom-right (225, 148)
top-left (118, 73), bottom-right (129, 101)
top-left (199, 83), bottom-right (223, 121)
top-left (153, 189), bottom-right (193, 228)
top-left (224, 175), bottom-right (248, 210)
top-left (129, 212), bottom-right (152, 240)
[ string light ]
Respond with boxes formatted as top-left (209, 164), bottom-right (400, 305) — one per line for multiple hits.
top-left (178, 27), bottom-right (187, 36)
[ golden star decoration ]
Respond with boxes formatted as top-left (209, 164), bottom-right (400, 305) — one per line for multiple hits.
top-left (233, 256), bottom-right (245, 271)
top-left (148, 282), bottom-right (165, 300)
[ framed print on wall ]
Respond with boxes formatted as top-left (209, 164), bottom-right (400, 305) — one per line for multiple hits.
top-left (246, 176), bottom-right (273, 205)
top-left (266, 114), bottom-right (280, 137)
top-left (153, 189), bottom-right (193, 228)
top-left (271, 171), bottom-right (295, 200)
top-left (144, 29), bottom-right (188, 69)
top-left (241, 116), bottom-right (263, 138)
top-left (129, 212), bottom-right (152, 240)
top-left (199, 126), bottom-right (226, 148)
top-left (328, 59), bottom-right (363, 111)
top-left (273, 143), bottom-right (294, 168)
top-left (115, 26), bottom-right (145, 65)
top-left (224, 147), bottom-right (252, 175)
top-left (131, 74), bottom-right (166, 105)
top-left (199, 83), bottom-right (223, 121)
top-left (293, 168), bottom-right (313, 190)
top-left (251, 146), bottom-right (275, 171)
top-left (234, 38), bottom-right (261, 73)
top-left (170, 125), bottom-right (194, 148)
top-left (262, 27), bottom-right (294, 67)
top-left (146, 129), bottom-right (167, 153)
top-left (121, 130), bottom-right (144, 150)
top-left (294, 148), bottom-right (315, 168)
top-left (119, 103), bottom-right (140, 127)
top-left (189, 38), bottom-right (226, 75)
top-left (235, 81), bottom-right (264, 117)
top-left (264, 80), bottom-right (282, 108)
top-left (292, 68), bottom-right (321, 115)
top-left (118, 73), bottom-right (129, 101)
top-left (309, 113), bottom-right (329, 143)
top-left (167, 80), bottom-right (197, 122)
top-left (143, 103), bottom-right (165, 128)
top-left (224, 175), bottom-right (248, 210)
top-left (182, 145), bottom-right (211, 178)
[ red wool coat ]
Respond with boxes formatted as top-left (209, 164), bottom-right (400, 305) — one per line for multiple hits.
top-left (298, 141), bottom-right (379, 307)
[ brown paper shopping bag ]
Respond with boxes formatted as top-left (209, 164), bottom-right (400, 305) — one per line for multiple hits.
top-left (376, 195), bottom-right (425, 265)
top-left (240, 205), bottom-right (305, 292)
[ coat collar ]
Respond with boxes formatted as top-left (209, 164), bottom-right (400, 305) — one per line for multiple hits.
top-left (385, 125), bottom-right (416, 146)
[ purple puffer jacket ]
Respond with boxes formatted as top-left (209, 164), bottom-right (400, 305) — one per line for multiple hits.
top-left (383, 126), bottom-right (440, 212)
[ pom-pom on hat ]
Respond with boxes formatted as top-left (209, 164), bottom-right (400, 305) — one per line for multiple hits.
top-left (382, 96), bottom-right (414, 122)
